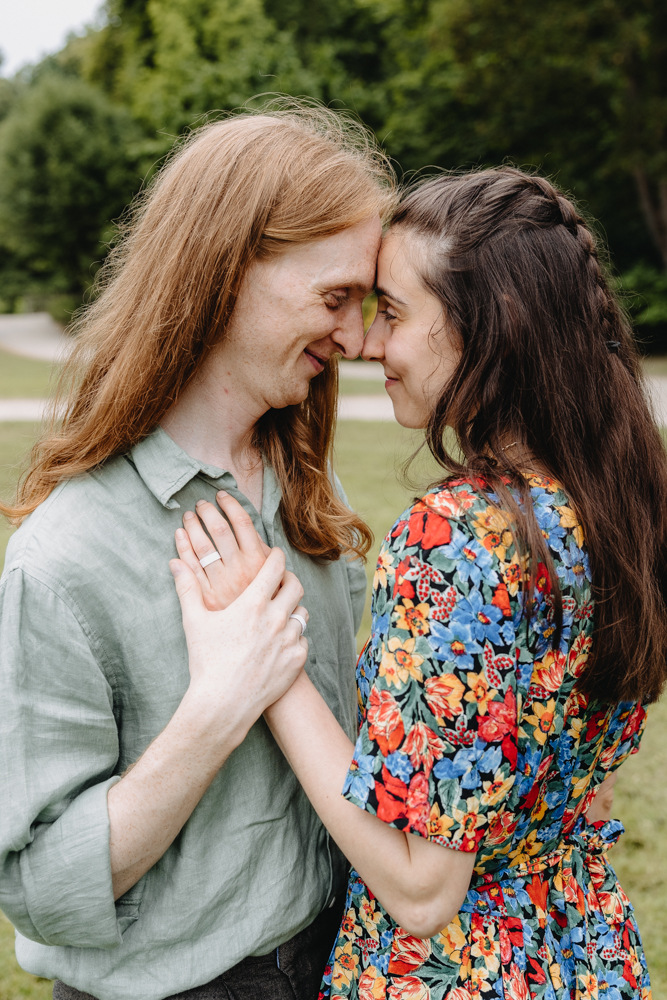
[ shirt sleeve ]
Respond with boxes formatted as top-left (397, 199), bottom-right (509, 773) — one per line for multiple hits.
top-left (0, 567), bottom-right (122, 949)
top-left (342, 499), bottom-right (519, 853)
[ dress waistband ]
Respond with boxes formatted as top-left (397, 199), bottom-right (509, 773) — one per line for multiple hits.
top-left (469, 816), bottom-right (625, 892)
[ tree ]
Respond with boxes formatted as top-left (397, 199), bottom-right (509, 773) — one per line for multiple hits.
top-left (0, 73), bottom-right (142, 297)
top-left (374, 0), bottom-right (667, 272)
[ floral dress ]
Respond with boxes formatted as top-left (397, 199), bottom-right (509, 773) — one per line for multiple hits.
top-left (321, 475), bottom-right (650, 1000)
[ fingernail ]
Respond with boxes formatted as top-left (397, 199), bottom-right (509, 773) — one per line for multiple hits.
top-left (195, 500), bottom-right (206, 508)
top-left (183, 511), bottom-right (195, 520)
top-left (169, 560), bottom-right (183, 575)
top-left (175, 528), bottom-right (187, 540)
top-left (217, 490), bottom-right (228, 498)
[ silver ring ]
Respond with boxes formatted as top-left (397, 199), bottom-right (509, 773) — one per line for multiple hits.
top-left (289, 613), bottom-right (307, 636)
top-left (199, 551), bottom-right (222, 569)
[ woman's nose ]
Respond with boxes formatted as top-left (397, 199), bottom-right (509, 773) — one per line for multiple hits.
top-left (361, 318), bottom-right (385, 363)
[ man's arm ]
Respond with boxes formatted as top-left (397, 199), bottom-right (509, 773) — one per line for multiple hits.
top-left (107, 549), bottom-right (307, 899)
top-left (0, 550), bottom-right (307, 946)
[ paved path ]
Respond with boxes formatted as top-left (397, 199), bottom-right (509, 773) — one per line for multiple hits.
top-left (0, 312), bottom-right (71, 362)
top-left (2, 315), bottom-right (667, 424)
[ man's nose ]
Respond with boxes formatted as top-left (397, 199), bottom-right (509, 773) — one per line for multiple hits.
top-left (333, 303), bottom-right (366, 359)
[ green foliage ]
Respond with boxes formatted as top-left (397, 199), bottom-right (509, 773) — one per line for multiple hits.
top-left (0, 73), bottom-right (142, 298)
top-left (617, 263), bottom-right (667, 351)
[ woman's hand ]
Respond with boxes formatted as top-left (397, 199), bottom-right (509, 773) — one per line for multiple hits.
top-left (170, 547), bottom-right (309, 727)
top-left (175, 490), bottom-right (270, 611)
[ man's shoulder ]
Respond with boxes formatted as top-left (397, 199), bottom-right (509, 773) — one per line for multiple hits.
top-left (3, 453), bottom-right (149, 584)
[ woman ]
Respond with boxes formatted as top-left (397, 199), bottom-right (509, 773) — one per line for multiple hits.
top-left (173, 168), bottom-right (666, 1000)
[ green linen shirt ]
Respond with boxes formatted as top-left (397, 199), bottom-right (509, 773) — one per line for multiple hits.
top-left (0, 427), bottom-right (366, 1000)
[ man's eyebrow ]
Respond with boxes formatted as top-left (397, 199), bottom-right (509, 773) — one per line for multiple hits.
top-left (375, 285), bottom-right (407, 306)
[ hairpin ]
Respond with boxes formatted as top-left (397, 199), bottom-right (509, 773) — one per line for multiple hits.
top-left (606, 341), bottom-right (620, 353)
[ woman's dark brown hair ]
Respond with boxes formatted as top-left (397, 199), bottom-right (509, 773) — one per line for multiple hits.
top-left (0, 102), bottom-right (395, 561)
top-left (393, 167), bottom-right (667, 705)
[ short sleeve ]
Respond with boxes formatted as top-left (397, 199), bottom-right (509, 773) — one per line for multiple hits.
top-left (342, 491), bottom-right (520, 853)
top-left (0, 567), bottom-right (122, 948)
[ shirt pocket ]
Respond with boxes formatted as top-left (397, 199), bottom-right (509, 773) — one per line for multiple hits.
top-left (114, 873), bottom-right (147, 933)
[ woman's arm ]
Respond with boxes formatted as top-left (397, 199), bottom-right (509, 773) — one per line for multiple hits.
top-left (264, 672), bottom-right (475, 939)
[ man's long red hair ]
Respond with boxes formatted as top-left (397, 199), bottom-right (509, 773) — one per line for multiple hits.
top-left (1, 104), bottom-right (395, 561)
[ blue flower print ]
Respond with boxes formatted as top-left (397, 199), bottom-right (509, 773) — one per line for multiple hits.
top-left (428, 618), bottom-right (481, 669)
top-left (433, 740), bottom-right (502, 790)
top-left (452, 588), bottom-right (504, 645)
top-left (557, 539), bottom-right (591, 589)
top-left (385, 751), bottom-right (414, 782)
top-left (443, 528), bottom-right (499, 587)
top-left (516, 746), bottom-right (542, 797)
top-left (343, 754), bottom-right (376, 804)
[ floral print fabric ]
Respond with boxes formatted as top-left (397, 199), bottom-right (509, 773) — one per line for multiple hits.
top-left (322, 476), bottom-right (650, 1000)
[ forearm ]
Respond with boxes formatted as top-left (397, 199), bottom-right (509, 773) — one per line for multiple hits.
top-left (264, 673), bottom-right (473, 936)
top-left (108, 688), bottom-right (249, 899)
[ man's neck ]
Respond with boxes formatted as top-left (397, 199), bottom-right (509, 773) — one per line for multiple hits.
top-left (160, 356), bottom-right (265, 511)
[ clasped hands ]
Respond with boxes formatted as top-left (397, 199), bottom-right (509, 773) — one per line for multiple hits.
top-left (169, 490), bottom-right (309, 727)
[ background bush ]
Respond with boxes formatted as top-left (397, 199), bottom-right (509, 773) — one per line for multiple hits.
top-left (0, 0), bottom-right (666, 342)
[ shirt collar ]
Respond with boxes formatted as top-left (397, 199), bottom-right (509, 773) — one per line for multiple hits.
top-left (130, 426), bottom-right (235, 510)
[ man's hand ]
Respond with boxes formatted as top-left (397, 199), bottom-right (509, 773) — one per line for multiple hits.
top-left (108, 548), bottom-right (308, 900)
top-left (174, 490), bottom-right (270, 611)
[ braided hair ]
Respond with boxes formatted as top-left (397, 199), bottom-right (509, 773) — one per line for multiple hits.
top-left (392, 167), bottom-right (667, 705)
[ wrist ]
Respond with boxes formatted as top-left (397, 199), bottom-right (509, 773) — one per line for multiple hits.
top-left (176, 684), bottom-right (254, 758)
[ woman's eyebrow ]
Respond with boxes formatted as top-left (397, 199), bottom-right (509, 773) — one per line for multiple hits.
top-left (375, 285), bottom-right (407, 306)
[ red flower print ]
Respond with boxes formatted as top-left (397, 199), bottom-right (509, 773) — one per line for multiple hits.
top-left (395, 503), bottom-right (453, 550)
top-left (584, 710), bottom-right (608, 743)
top-left (532, 651), bottom-right (565, 693)
top-left (388, 929), bottom-right (432, 974)
top-left (477, 687), bottom-right (517, 743)
top-left (621, 704), bottom-right (646, 744)
top-left (375, 765), bottom-right (408, 825)
top-left (406, 772), bottom-right (430, 837)
top-left (403, 722), bottom-right (446, 777)
top-left (491, 581), bottom-right (512, 617)
top-left (485, 811), bottom-right (519, 846)
top-left (387, 976), bottom-right (431, 999)
top-left (368, 687), bottom-right (405, 756)
top-left (506, 963), bottom-right (531, 1000)
top-left (394, 555), bottom-right (446, 602)
top-left (424, 672), bottom-right (465, 722)
top-left (526, 875), bottom-right (549, 926)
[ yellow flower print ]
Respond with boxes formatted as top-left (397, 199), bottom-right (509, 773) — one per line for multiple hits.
top-left (436, 917), bottom-right (467, 963)
top-left (521, 699), bottom-right (556, 745)
top-left (509, 829), bottom-right (543, 865)
top-left (358, 897), bottom-right (383, 941)
top-left (357, 966), bottom-right (387, 1000)
top-left (471, 922), bottom-right (500, 974)
top-left (339, 907), bottom-right (362, 941)
top-left (332, 940), bottom-right (360, 990)
top-left (464, 671), bottom-right (496, 715)
top-left (570, 771), bottom-right (593, 801)
top-left (576, 971), bottom-right (599, 1000)
top-left (502, 557), bottom-right (523, 597)
top-left (473, 506), bottom-right (514, 561)
top-left (379, 636), bottom-right (424, 688)
top-left (428, 801), bottom-right (455, 840)
top-left (556, 505), bottom-right (584, 548)
top-left (469, 965), bottom-right (494, 997)
top-left (480, 774), bottom-right (515, 807)
top-left (451, 796), bottom-right (486, 849)
top-left (393, 597), bottom-right (431, 636)
top-left (373, 548), bottom-right (394, 591)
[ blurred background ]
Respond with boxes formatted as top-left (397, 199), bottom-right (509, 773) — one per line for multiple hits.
top-left (0, 0), bottom-right (666, 342)
top-left (0, 1), bottom-right (666, 998)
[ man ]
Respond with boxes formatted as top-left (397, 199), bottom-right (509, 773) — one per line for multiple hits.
top-left (0, 106), bottom-right (393, 1000)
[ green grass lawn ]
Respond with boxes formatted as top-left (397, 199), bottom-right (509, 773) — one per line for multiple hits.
top-left (0, 349), bottom-right (56, 399)
top-left (0, 357), bottom-right (666, 999)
